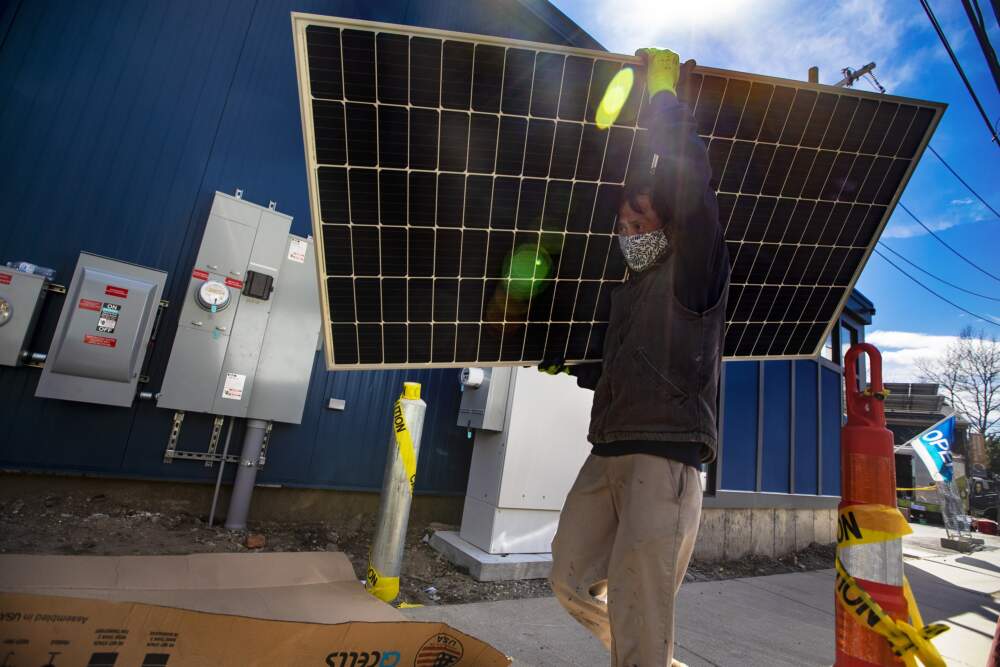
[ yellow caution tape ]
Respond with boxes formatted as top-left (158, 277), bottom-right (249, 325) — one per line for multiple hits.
top-left (365, 563), bottom-right (399, 603)
top-left (835, 503), bottom-right (948, 665)
top-left (835, 558), bottom-right (948, 667)
top-left (837, 504), bottom-right (912, 547)
top-left (896, 485), bottom-right (938, 491)
top-left (393, 396), bottom-right (417, 494)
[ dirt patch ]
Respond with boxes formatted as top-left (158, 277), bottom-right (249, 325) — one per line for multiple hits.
top-left (0, 492), bottom-right (833, 606)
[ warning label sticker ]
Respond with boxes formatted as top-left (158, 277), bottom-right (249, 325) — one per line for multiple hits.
top-left (222, 372), bottom-right (246, 400)
top-left (97, 302), bottom-right (121, 333)
top-left (192, 269), bottom-right (210, 281)
top-left (84, 334), bottom-right (117, 348)
top-left (105, 285), bottom-right (129, 298)
top-left (288, 238), bottom-right (308, 263)
top-left (224, 277), bottom-right (244, 289)
top-left (78, 298), bottom-right (102, 311)
top-left (0, 273), bottom-right (11, 285)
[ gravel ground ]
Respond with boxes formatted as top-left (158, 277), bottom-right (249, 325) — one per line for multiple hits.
top-left (0, 492), bottom-right (834, 606)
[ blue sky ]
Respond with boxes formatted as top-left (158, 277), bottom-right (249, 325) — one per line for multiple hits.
top-left (553, 0), bottom-right (999, 378)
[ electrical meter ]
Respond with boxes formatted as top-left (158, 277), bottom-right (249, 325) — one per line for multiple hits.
top-left (196, 280), bottom-right (231, 311)
top-left (0, 297), bottom-right (10, 326)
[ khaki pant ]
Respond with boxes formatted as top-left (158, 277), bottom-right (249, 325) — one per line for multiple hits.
top-left (550, 454), bottom-right (702, 667)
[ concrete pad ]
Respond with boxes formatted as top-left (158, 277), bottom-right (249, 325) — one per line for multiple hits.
top-left (430, 531), bottom-right (551, 582)
top-left (751, 508), bottom-right (775, 558)
top-left (774, 508), bottom-right (795, 556)
top-left (694, 508), bottom-right (725, 561)
top-left (724, 509), bottom-right (753, 560)
top-left (794, 508), bottom-right (815, 550)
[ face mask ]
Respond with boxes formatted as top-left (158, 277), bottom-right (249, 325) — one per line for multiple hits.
top-left (618, 229), bottom-right (669, 272)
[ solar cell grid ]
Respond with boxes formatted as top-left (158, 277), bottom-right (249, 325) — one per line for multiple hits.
top-left (293, 14), bottom-right (943, 369)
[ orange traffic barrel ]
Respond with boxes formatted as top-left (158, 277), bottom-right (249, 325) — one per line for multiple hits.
top-left (836, 343), bottom-right (907, 666)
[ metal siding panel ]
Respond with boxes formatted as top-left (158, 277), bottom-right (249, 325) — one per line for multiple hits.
top-left (0, 0), bottom-right (588, 495)
top-left (720, 360), bottom-right (758, 491)
top-left (821, 366), bottom-right (842, 496)
top-left (761, 360), bottom-right (791, 493)
top-left (794, 360), bottom-right (819, 494)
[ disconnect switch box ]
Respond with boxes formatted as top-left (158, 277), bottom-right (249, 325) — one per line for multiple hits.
top-left (0, 268), bottom-right (48, 367)
top-left (35, 253), bottom-right (166, 407)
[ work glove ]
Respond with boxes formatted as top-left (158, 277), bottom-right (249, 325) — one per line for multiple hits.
top-left (635, 48), bottom-right (695, 98)
top-left (538, 356), bottom-right (570, 376)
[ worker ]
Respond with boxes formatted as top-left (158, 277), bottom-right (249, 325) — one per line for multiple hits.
top-left (540, 48), bottom-right (729, 667)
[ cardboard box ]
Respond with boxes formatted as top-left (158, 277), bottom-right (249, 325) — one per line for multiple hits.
top-left (0, 552), bottom-right (510, 666)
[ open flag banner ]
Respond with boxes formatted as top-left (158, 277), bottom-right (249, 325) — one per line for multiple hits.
top-left (910, 416), bottom-right (956, 483)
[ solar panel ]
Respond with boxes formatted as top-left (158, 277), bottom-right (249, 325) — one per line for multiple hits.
top-left (291, 13), bottom-right (944, 370)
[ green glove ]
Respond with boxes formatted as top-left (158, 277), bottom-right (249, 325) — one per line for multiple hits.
top-left (636, 47), bottom-right (680, 97)
top-left (538, 357), bottom-right (569, 376)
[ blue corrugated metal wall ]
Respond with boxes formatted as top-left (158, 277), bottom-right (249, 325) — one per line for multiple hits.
top-left (722, 359), bottom-right (843, 496)
top-left (0, 0), bottom-right (598, 495)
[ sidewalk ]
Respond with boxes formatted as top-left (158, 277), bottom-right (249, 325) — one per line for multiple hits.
top-left (403, 527), bottom-right (1000, 666)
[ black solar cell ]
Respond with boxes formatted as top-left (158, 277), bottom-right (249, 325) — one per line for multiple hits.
top-left (294, 16), bottom-right (943, 368)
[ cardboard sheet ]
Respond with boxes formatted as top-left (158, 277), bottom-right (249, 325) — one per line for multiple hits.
top-left (0, 552), bottom-right (398, 624)
top-left (0, 593), bottom-right (510, 665)
top-left (0, 552), bottom-right (510, 665)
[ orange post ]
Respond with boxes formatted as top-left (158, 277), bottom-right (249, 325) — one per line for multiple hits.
top-left (836, 344), bottom-right (907, 666)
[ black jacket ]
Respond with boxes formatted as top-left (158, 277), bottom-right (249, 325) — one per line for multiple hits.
top-left (573, 92), bottom-right (729, 463)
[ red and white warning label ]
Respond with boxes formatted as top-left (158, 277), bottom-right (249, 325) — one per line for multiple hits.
top-left (192, 269), bottom-right (210, 281)
top-left (224, 277), bottom-right (244, 289)
top-left (83, 334), bottom-right (117, 348)
top-left (221, 372), bottom-right (246, 400)
top-left (105, 285), bottom-right (129, 298)
top-left (78, 298), bottom-right (102, 311)
top-left (288, 238), bottom-right (308, 264)
top-left (0, 273), bottom-right (11, 285)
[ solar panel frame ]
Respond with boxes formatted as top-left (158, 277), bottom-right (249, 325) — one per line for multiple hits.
top-left (291, 12), bottom-right (945, 371)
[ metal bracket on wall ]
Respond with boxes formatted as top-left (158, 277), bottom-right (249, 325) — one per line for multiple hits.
top-left (162, 415), bottom-right (271, 468)
top-left (43, 283), bottom-right (67, 295)
top-left (204, 415), bottom-right (224, 467)
top-left (257, 421), bottom-right (273, 466)
top-left (163, 411), bottom-right (185, 463)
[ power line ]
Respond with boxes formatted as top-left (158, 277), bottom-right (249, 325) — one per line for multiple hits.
top-left (897, 202), bottom-right (1000, 283)
top-left (873, 248), bottom-right (1000, 327)
top-left (962, 0), bottom-right (1000, 92)
top-left (878, 242), bottom-right (1000, 301)
top-left (926, 145), bottom-right (1000, 218)
top-left (919, 0), bottom-right (1000, 145)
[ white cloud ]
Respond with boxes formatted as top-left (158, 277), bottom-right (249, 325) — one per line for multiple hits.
top-left (558, 0), bottom-right (929, 89)
top-left (881, 199), bottom-right (991, 238)
top-left (865, 330), bottom-right (958, 381)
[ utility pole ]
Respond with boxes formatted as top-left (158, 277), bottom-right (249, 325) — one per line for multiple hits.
top-left (835, 62), bottom-right (879, 89)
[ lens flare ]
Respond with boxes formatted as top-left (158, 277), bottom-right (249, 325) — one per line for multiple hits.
top-left (504, 244), bottom-right (552, 300)
top-left (596, 67), bottom-right (634, 130)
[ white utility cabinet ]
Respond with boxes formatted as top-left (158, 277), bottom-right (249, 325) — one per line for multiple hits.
top-left (459, 365), bottom-right (595, 554)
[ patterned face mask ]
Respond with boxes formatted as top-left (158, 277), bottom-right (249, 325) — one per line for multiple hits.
top-left (618, 229), bottom-right (669, 272)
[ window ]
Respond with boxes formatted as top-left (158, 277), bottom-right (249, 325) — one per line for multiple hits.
top-left (822, 332), bottom-right (835, 362)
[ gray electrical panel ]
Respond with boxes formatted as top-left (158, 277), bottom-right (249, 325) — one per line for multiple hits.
top-left (458, 367), bottom-right (514, 432)
top-left (35, 253), bottom-right (166, 407)
top-left (0, 268), bottom-right (47, 366)
top-left (246, 235), bottom-right (321, 424)
top-left (157, 192), bottom-right (319, 423)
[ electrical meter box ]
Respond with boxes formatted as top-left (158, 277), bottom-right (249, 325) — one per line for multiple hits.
top-left (35, 253), bottom-right (166, 407)
top-left (157, 192), bottom-right (319, 423)
top-left (458, 367), bottom-right (514, 432)
top-left (0, 268), bottom-right (48, 366)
